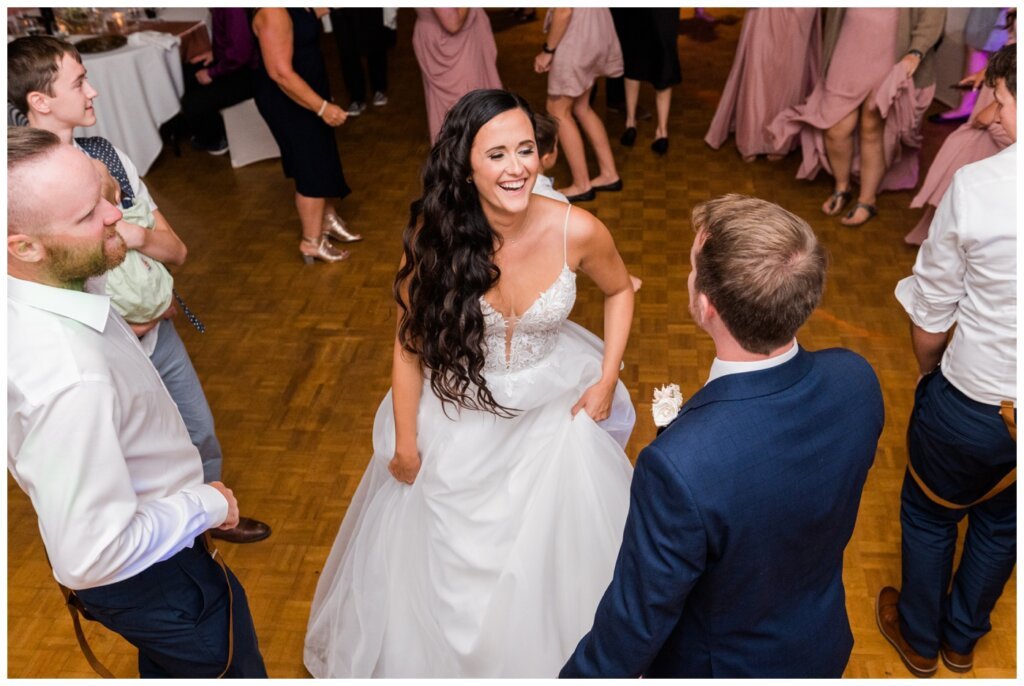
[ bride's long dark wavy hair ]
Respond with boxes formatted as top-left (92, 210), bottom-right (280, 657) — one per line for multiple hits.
top-left (395, 89), bottom-right (536, 417)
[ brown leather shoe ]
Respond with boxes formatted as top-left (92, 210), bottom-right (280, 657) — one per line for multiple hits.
top-left (876, 587), bottom-right (938, 678)
top-left (210, 516), bottom-right (271, 544)
top-left (940, 644), bottom-right (973, 673)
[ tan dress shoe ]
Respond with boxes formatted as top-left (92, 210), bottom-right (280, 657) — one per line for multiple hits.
top-left (876, 587), bottom-right (938, 678)
top-left (940, 644), bottom-right (973, 673)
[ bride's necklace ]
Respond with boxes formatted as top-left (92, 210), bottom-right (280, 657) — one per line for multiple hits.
top-left (504, 226), bottom-right (530, 246)
top-left (498, 207), bottom-right (533, 246)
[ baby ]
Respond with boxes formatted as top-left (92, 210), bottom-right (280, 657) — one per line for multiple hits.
top-left (532, 113), bottom-right (642, 292)
top-left (93, 158), bottom-right (175, 325)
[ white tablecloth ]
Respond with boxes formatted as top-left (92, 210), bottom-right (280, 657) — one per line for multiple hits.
top-left (74, 38), bottom-right (184, 176)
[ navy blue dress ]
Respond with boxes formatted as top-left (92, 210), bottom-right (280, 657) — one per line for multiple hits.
top-left (253, 8), bottom-right (350, 199)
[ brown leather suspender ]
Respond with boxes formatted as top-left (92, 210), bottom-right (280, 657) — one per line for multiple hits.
top-left (907, 400), bottom-right (1016, 511)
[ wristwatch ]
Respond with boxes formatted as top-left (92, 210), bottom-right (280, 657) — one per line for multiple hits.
top-left (542, 43), bottom-right (556, 54)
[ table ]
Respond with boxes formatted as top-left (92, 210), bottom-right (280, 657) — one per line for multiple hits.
top-left (133, 20), bottom-right (211, 62)
top-left (74, 36), bottom-right (184, 176)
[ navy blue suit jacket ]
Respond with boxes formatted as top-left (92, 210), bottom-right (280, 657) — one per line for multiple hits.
top-left (561, 347), bottom-right (884, 678)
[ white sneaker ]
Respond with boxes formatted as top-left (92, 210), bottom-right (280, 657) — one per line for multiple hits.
top-left (347, 101), bottom-right (367, 116)
top-left (372, 91), bottom-right (388, 107)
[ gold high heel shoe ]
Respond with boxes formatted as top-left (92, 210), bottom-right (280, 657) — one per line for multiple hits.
top-left (300, 235), bottom-right (350, 264)
top-left (322, 212), bottom-right (362, 243)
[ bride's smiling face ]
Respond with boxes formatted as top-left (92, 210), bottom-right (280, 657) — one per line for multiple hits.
top-left (468, 108), bottom-right (539, 218)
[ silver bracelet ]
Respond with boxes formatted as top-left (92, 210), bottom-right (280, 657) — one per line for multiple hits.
top-left (317, 99), bottom-right (328, 117)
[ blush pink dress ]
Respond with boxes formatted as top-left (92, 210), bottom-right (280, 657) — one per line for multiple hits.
top-left (705, 8), bottom-right (821, 159)
top-left (413, 8), bottom-right (502, 143)
top-left (768, 9), bottom-right (935, 191)
top-left (903, 85), bottom-right (1013, 244)
top-left (545, 8), bottom-right (623, 97)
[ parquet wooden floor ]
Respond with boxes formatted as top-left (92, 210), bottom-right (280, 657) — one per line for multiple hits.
top-left (6, 8), bottom-right (1016, 679)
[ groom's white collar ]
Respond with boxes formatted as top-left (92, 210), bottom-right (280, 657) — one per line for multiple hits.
top-left (706, 339), bottom-right (799, 386)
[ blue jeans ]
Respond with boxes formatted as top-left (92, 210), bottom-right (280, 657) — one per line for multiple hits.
top-left (149, 319), bottom-right (222, 482)
top-left (76, 540), bottom-right (266, 677)
top-left (898, 370), bottom-right (1016, 657)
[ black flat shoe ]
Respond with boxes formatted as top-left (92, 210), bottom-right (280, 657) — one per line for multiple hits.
top-left (593, 178), bottom-right (623, 192)
top-left (620, 127), bottom-right (637, 147)
top-left (651, 137), bottom-right (669, 155)
top-left (564, 189), bottom-right (596, 203)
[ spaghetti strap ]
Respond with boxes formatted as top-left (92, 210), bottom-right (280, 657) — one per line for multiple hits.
top-left (562, 203), bottom-right (572, 267)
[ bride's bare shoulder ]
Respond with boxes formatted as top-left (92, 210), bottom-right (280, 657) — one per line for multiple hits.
top-left (530, 196), bottom-right (604, 239)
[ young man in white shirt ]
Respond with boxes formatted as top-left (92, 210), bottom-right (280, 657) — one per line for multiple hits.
top-left (879, 43), bottom-right (1017, 678)
top-left (6, 127), bottom-right (267, 677)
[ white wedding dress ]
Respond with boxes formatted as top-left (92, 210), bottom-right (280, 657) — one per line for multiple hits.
top-left (304, 207), bottom-right (635, 678)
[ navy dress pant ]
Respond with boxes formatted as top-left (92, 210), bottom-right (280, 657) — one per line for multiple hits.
top-left (76, 539), bottom-right (266, 678)
top-left (899, 370), bottom-right (1016, 658)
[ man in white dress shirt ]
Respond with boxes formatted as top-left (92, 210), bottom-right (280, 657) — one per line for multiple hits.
top-left (7, 35), bottom-right (270, 543)
top-left (878, 43), bottom-right (1016, 679)
top-left (6, 127), bottom-right (266, 677)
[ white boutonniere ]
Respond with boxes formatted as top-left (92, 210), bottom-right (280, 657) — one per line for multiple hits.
top-left (651, 383), bottom-right (684, 428)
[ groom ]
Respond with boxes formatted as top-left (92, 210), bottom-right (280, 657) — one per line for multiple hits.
top-left (561, 195), bottom-right (884, 678)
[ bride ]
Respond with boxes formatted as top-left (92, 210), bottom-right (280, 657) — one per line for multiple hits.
top-left (304, 89), bottom-right (636, 677)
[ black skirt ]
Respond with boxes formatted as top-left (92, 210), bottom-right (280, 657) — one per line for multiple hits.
top-left (253, 8), bottom-right (350, 199)
top-left (610, 8), bottom-right (682, 90)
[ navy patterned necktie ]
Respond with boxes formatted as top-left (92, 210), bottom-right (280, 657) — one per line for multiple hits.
top-left (173, 290), bottom-right (205, 334)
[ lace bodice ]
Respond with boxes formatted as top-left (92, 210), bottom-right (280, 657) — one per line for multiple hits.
top-left (480, 203), bottom-right (577, 376)
top-left (481, 265), bottom-right (577, 374)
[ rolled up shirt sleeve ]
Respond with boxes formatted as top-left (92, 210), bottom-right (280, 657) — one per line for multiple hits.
top-left (895, 172), bottom-right (967, 334)
top-left (10, 380), bottom-right (227, 590)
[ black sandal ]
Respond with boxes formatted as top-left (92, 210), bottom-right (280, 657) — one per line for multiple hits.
top-left (822, 189), bottom-right (853, 216)
top-left (840, 202), bottom-right (878, 228)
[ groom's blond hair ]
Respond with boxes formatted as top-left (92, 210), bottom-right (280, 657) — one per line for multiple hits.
top-left (691, 194), bottom-right (827, 355)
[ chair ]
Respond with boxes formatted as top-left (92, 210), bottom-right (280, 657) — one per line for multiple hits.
top-left (219, 98), bottom-right (280, 169)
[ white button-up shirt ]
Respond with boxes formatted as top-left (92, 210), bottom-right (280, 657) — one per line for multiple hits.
top-left (7, 276), bottom-right (227, 590)
top-left (895, 144), bottom-right (1017, 407)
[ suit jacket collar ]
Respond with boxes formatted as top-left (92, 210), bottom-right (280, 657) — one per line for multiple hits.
top-left (674, 346), bottom-right (814, 423)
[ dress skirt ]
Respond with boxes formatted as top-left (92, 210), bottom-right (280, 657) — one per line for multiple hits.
top-left (903, 86), bottom-right (1012, 244)
top-left (767, 8), bottom-right (935, 191)
top-left (304, 320), bottom-right (635, 677)
top-left (704, 8), bottom-right (820, 158)
top-left (253, 8), bottom-right (350, 199)
top-left (546, 9), bottom-right (624, 97)
top-left (610, 8), bottom-right (682, 90)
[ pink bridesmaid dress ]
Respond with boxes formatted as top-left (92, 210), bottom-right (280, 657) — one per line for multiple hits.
top-left (904, 85), bottom-right (1013, 244)
top-left (705, 8), bottom-right (821, 159)
top-left (545, 8), bottom-right (623, 97)
top-left (413, 8), bottom-right (502, 143)
top-left (768, 9), bottom-right (935, 191)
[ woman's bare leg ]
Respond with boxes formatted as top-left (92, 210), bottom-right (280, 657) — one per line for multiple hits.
top-left (624, 78), bottom-right (640, 129)
top-left (572, 86), bottom-right (619, 185)
top-left (822, 108), bottom-right (859, 213)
